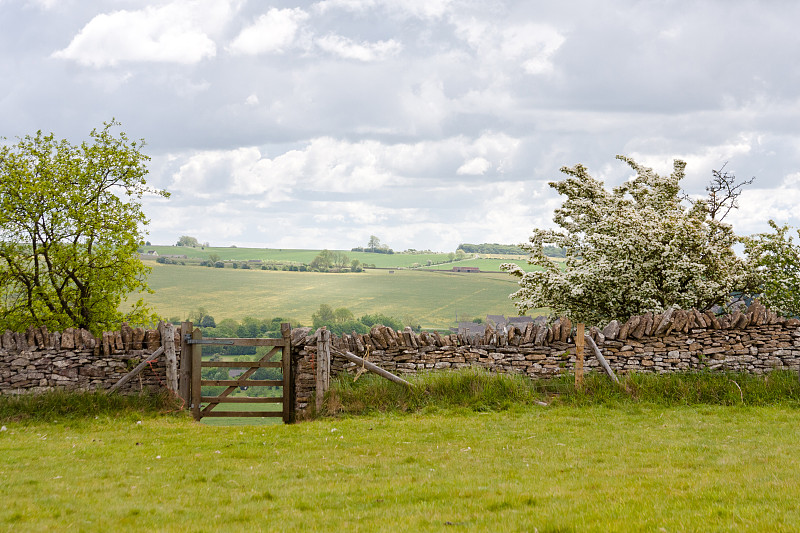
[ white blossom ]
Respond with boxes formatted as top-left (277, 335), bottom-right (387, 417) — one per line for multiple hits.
top-left (504, 156), bottom-right (750, 325)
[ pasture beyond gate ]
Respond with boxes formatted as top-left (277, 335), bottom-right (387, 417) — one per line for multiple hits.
top-left (182, 322), bottom-right (294, 423)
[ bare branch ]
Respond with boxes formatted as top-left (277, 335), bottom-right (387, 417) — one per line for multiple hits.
top-left (705, 162), bottom-right (755, 221)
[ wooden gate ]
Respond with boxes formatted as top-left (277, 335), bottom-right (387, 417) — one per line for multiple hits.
top-left (182, 322), bottom-right (294, 423)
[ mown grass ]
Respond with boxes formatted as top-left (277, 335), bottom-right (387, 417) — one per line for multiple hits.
top-left (2, 400), bottom-right (800, 531)
top-left (134, 264), bottom-right (541, 329)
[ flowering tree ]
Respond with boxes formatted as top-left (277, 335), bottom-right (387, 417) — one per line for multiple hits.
top-left (502, 156), bottom-right (753, 325)
top-left (744, 221), bottom-right (800, 317)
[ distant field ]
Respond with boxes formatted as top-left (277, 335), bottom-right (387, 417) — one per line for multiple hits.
top-left (143, 245), bottom-right (458, 269)
top-left (142, 245), bottom-right (548, 272)
top-left (421, 257), bottom-right (560, 272)
top-left (133, 263), bottom-right (542, 330)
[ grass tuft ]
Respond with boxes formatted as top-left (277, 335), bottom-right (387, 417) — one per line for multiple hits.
top-left (0, 389), bottom-right (185, 423)
top-left (322, 368), bottom-right (800, 416)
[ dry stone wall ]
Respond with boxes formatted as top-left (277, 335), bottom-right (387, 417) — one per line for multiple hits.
top-left (0, 324), bottom-right (182, 395)
top-left (292, 301), bottom-right (800, 417)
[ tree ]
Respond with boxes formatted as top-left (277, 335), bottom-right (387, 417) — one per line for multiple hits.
top-left (176, 235), bottom-right (199, 247)
top-left (310, 249), bottom-right (349, 272)
top-left (368, 235), bottom-right (381, 252)
top-left (311, 304), bottom-right (336, 328)
top-left (744, 220), bottom-right (800, 316)
top-left (502, 156), bottom-right (751, 325)
top-left (0, 121), bottom-right (168, 334)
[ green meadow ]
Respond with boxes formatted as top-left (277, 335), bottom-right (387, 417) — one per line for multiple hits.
top-left (134, 263), bottom-right (541, 329)
top-left (3, 405), bottom-right (800, 531)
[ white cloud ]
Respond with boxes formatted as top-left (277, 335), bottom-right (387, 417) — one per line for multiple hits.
top-left (52, 1), bottom-right (233, 67)
top-left (727, 182), bottom-right (800, 236)
top-left (626, 135), bottom-right (755, 187)
top-left (227, 8), bottom-right (309, 55)
top-left (171, 147), bottom-right (293, 199)
top-left (457, 157), bottom-right (491, 175)
top-left (315, 34), bottom-right (402, 62)
top-left (28, 0), bottom-right (59, 10)
top-left (170, 133), bottom-right (522, 203)
top-left (310, 201), bottom-right (422, 225)
top-left (452, 18), bottom-right (565, 76)
top-left (503, 24), bottom-right (566, 75)
top-left (313, 0), bottom-right (452, 19)
top-left (245, 93), bottom-right (259, 106)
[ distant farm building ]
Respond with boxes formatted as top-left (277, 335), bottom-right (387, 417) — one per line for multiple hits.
top-left (452, 266), bottom-right (480, 273)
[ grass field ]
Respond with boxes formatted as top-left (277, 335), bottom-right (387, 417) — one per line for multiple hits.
top-left (143, 245), bottom-right (461, 269)
top-left (134, 263), bottom-right (540, 329)
top-left (2, 405), bottom-right (800, 531)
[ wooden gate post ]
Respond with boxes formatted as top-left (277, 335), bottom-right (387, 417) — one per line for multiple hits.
top-left (162, 322), bottom-right (178, 393)
top-left (575, 323), bottom-right (585, 387)
top-left (316, 328), bottom-right (331, 412)
top-left (191, 326), bottom-right (203, 421)
top-left (281, 323), bottom-right (294, 424)
top-left (179, 321), bottom-right (192, 405)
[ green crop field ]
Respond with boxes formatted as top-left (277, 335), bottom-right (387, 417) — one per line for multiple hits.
top-left (142, 245), bottom-right (462, 269)
top-left (133, 263), bottom-right (540, 329)
top-left (3, 405), bottom-right (800, 531)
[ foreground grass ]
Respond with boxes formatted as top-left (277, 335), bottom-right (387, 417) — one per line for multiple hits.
top-left (2, 403), bottom-right (800, 531)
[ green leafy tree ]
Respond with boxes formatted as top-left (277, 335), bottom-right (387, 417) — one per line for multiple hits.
top-left (176, 235), bottom-right (199, 247)
top-left (333, 307), bottom-right (354, 323)
top-left (310, 249), bottom-right (350, 272)
top-left (311, 304), bottom-right (336, 328)
top-left (359, 313), bottom-right (403, 331)
top-left (0, 121), bottom-right (168, 333)
top-left (331, 251), bottom-right (349, 270)
top-left (503, 156), bottom-right (751, 325)
top-left (744, 221), bottom-right (800, 316)
top-left (368, 235), bottom-right (381, 252)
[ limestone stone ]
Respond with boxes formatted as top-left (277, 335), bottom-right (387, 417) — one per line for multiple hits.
top-left (560, 317), bottom-right (572, 342)
top-left (602, 320), bottom-right (620, 340)
top-left (653, 308), bottom-right (676, 336)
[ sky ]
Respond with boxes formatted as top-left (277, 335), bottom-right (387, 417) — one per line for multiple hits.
top-left (2, 0), bottom-right (800, 252)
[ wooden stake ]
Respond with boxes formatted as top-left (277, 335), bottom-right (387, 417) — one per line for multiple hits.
top-left (281, 323), bottom-right (294, 424)
top-left (584, 334), bottom-right (619, 384)
top-left (575, 323), bottom-right (585, 387)
top-left (179, 322), bottom-right (192, 404)
top-left (191, 327), bottom-right (202, 421)
top-left (107, 346), bottom-right (164, 394)
top-left (333, 348), bottom-right (412, 387)
top-left (316, 328), bottom-right (331, 412)
top-left (162, 322), bottom-right (178, 393)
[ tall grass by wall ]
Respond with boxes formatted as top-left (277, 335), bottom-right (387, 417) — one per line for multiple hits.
top-left (322, 369), bottom-right (800, 416)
